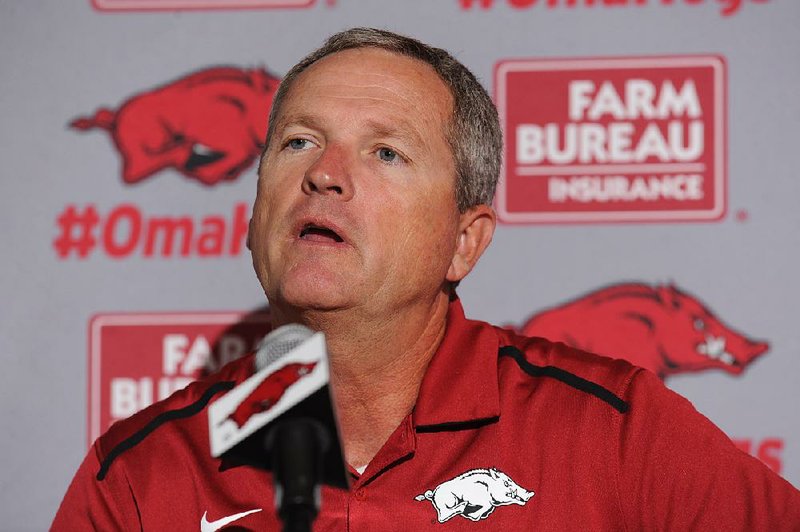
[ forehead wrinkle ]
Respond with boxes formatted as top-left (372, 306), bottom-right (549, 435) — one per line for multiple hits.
top-left (301, 56), bottom-right (449, 112)
top-left (306, 81), bottom-right (422, 111)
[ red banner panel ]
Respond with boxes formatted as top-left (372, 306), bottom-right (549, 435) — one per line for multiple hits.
top-left (92, 0), bottom-right (315, 11)
top-left (495, 56), bottom-right (726, 223)
top-left (88, 312), bottom-right (271, 445)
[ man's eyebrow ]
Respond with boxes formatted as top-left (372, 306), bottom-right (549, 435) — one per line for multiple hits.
top-left (273, 113), bottom-right (322, 134)
top-left (362, 119), bottom-right (426, 148)
top-left (274, 114), bottom-right (433, 151)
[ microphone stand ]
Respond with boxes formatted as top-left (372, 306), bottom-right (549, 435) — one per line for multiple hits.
top-left (268, 418), bottom-right (330, 532)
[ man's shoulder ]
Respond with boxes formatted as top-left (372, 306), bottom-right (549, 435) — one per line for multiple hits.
top-left (492, 325), bottom-right (644, 414)
top-left (94, 354), bottom-right (254, 467)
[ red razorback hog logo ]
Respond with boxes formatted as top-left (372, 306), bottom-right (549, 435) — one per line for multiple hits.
top-left (520, 283), bottom-right (769, 379)
top-left (229, 361), bottom-right (317, 427)
top-left (70, 66), bottom-right (280, 185)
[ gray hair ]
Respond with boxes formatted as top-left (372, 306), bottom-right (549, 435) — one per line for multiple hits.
top-left (262, 27), bottom-right (502, 212)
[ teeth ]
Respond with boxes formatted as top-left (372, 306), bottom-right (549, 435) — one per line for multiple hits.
top-left (300, 224), bottom-right (319, 237)
top-left (193, 143), bottom-right (215, 155)
top-left (697, 335), bottom-right (735, 365)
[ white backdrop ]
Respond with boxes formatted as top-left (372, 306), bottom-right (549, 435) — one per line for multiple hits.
top-left (1, 1), bottom-right (798, 529)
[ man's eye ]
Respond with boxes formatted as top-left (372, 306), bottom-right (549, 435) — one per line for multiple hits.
top-left (377, 147), bottom-right (400, 163)
top-left (287, 138), bottom-right (311, 150)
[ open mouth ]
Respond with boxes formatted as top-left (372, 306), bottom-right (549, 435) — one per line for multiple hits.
top-left (505, 488), bottom-right (532, 503)
top-left (299, 223), bottom-right (344, 243)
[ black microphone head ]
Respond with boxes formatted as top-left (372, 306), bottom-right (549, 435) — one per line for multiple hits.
top-left (255, 324), bottom-right (315, 371)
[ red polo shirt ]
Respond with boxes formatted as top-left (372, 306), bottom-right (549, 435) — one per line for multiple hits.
top-left (53, 299), bottom-right (800, 530)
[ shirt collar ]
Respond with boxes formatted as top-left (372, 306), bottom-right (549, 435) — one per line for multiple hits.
top-left (412, 297), bottom-right (501, 429)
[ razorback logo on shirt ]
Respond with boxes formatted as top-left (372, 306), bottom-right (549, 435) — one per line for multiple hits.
top-left (415, 467), bottom-right (534, 523)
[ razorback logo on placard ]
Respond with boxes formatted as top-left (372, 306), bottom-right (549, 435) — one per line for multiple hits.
top-left (519, 282), bottom-right (768, 379)
top-left (71, 66), bottom-right (280, 186)
top-left (495, 56), bottom-right (726, 223)
top-left (91, 0), bottom-right (316, 11)
top-left (229, 361), bottom-right (317, 427)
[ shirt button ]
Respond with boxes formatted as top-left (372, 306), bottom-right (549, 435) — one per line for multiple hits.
top-left (354, 488), bottom-right (366, 501)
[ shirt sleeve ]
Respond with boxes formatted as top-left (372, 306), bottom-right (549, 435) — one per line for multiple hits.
top-left (51, 442), bottom-right (141, 531)
top-left (615, 368), bottom-right (800, 530)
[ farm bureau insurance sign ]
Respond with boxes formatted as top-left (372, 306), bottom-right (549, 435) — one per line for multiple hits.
top-left (495, 56), bottom-right (726, 223)
top-left (88, 312), bottom-right (270, 445)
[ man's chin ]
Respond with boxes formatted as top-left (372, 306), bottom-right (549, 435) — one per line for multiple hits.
top-left (271, 281), bottom-right (353, 315)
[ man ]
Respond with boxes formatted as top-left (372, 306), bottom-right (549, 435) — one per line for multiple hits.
top-left (53, 28), bottom-right (799, 530)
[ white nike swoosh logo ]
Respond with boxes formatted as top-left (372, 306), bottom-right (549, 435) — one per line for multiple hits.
top-left (200, 508), bottom-right (262, 532)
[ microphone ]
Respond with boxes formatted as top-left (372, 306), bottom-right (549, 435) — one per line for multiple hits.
top-left (208, 324), bottom-right (349, 530)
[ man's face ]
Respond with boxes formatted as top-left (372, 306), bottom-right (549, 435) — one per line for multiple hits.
top-left (250, 47), bottom-right (461, 319)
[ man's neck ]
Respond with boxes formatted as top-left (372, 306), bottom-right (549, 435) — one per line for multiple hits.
top-left (272, 291), bottom-right (451, 470)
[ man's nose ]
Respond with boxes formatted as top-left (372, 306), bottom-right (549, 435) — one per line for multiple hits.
top-left (302, 146), bottom-right (354, 200)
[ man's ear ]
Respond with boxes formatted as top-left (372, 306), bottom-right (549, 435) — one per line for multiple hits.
top-left (246, 217), bottom-right (253, 251)
top-left (446, 204), bottom-right (496, 283)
